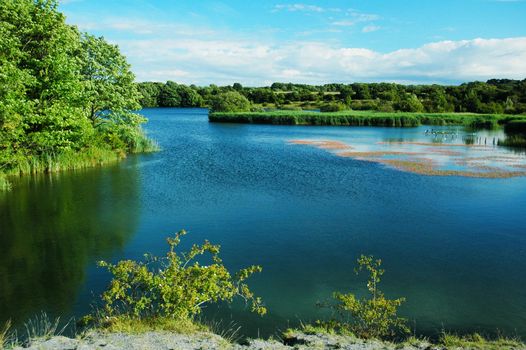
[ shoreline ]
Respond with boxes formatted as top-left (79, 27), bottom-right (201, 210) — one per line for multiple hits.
top-left (7, 329), bottom-right (525, 350)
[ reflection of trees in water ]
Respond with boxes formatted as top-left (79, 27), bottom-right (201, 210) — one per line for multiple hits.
top-left (0, 162), bottom-right (141, 325)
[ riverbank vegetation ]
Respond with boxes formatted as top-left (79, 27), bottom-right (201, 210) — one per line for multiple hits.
top-left (79, 230), bottom-right (266, 333)
top-left (315, 255), bottom-right (409, 340)
top-left (86, 241), bottom-right (523, 347)
top-left (1, 243), bottom-right (524, 349)
top-left (0, 0), bottom-right (156, 191)
top-left (209, 110), bottom-right (526, 129)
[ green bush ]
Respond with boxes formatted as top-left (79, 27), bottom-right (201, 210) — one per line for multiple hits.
top-left (320, 102), bottom-right (347, 112)
top-left (319, 255), bottom-right (409, 340)
top-left (210, 91), bottom-right (252, 112)
top-left (97, 230), bottom-right (266, 321)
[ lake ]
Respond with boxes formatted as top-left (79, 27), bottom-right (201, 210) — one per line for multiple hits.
top-left (1, 108), bottom-right (526, 339)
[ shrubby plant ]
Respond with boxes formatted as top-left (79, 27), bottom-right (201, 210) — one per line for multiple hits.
top-left (97, 230), bottom-right (266, 322)
top-left (320, 102), bottom-right (347, 112)
top-left (210, 91), bottom-right (252, 112)
top-left (319, 255), bottom-right (409, 340)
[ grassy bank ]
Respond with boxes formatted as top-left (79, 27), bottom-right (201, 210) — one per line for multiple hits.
top-left (0, 135), bottom-right (158, 192)
top-left (2, 317), bottom-right (525, 350)
top-left (209, 110), bottom-right (526, 128)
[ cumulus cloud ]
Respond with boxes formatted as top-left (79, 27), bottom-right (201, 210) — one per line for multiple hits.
top-left (117, 36), bottom-right (526, 85)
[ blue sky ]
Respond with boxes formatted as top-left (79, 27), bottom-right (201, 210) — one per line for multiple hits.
top-left (60, 0), bottom-right (526, 86)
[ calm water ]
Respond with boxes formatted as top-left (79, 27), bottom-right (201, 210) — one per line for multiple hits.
top-left (1, 108), bottom-right (526, 339)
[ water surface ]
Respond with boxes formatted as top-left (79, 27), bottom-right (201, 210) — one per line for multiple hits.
top-left (1, 108), bottom-right (526, 338)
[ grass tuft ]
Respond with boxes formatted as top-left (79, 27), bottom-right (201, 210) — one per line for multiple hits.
top-left (200, 319), bottom-right (242, 343)
top-left (23, 312), bottom-right (71, 347)
top-left (1, 320), bottom-right (14, 350)
top-left (93, 315), bottom-right (208, 335)
top-left (440, 332), bottom-right (525, 350)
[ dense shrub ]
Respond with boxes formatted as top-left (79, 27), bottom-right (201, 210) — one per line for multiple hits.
top-left (320, 102), bottom-right (347, 112)
top-left (210, 91), bottom-right (252, 112)
top-left (97, 230), bottom-right (266, 321)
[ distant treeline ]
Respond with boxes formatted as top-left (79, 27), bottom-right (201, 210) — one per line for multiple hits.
top-left (137, 79), bottom-right (526, 114)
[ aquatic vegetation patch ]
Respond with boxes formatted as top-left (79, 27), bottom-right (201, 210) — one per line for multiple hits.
top-left (377, 141), bottom-right (487, 148)
top-left (338, 151), bottom-right (423, 158)
top-left (289, 138), bottom-right (526, 178)
top-left (289, 140), bottom-right (352, 150)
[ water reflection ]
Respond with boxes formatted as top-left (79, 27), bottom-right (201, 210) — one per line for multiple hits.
top-left (0, 161), bottom-right (141, 326)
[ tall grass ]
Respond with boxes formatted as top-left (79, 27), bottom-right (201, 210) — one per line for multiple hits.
top-left (0, 175), bottom-right (11, 192)
top-left (24, 312), bottom-right (70, 344)
top-left (2, 147), bottom-right (123, 177)
top-left (210, 110), bottom-right (526, 129)
top-left (440, 332), bottom-right (524, 350)
top-left (1, 320), bottom-right (13, 349)
top-left (0, 146), bottom-right (126, 192)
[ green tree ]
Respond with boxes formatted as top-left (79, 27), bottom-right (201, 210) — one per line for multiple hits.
top-left (176, 84), bottom-right (203, 107)
top-left (137, 82), bottom-right (162, 108)
top-left (395, 93), bottom-right (424, 112)
top-left (80, 34), bottom-right (142, 125)
top-left (158, 81), bottom-right (182, 107)
top-left (0, 0), bottom-right (155, 188)
top-left (210, 91), bottom-right (252, 112)
top-left (0, 0), bottom-right (92, 158)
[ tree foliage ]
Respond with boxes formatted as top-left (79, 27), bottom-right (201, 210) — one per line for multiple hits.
top-left (0, 0), bottom-right (155, 187)
top-left (210, 91), bottom-right (252, 112)
top-left (98, 230), bottom-right (266, 320)
top-left (136, 79), bottom-right (526, 115)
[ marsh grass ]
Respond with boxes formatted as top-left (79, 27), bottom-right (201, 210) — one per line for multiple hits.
top-left (210, 110), bottom-right (526, 128)
top-left (0, 175), bottom-right (11, 192)
top-left (0, 141), bottom-right (160, 192)
top-left (0, 320), bottom-right (13, 349)
top-left (499, 135), bottom-right (526, 148)
top-left (0, 129), bottom-right (158, 192)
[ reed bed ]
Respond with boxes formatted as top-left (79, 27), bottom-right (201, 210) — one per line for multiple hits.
top-left (210, 110), bottom-right (526, 128)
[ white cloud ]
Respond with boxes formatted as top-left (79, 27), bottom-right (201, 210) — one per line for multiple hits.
top-left (273, 4), bottom-right (325, 13)
top-left (331, 10), bottom-right (380, 27)
top-left (332, 20), bottom-right (357, 27)
top-left (116, 36), bottom-right (526, 85)
top-left (272, 3), bottom-right (344, 13)
top-left (69, 17), bottom-right (216, 37)
top-left (362, 25), bottom-right (381, 33)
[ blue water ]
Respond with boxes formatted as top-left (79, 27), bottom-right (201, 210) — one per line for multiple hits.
top-left (1, 108), bottom-right (526, 339)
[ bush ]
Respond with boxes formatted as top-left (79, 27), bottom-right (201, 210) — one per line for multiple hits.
top-left (96, 230), bottom-right (266, 321)
top-left (318, 255), bottom-right (408, 340)
top-left (210, 91), bottom-right (252, 112)
top-left (320, 102), bottom-right (346, 112)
